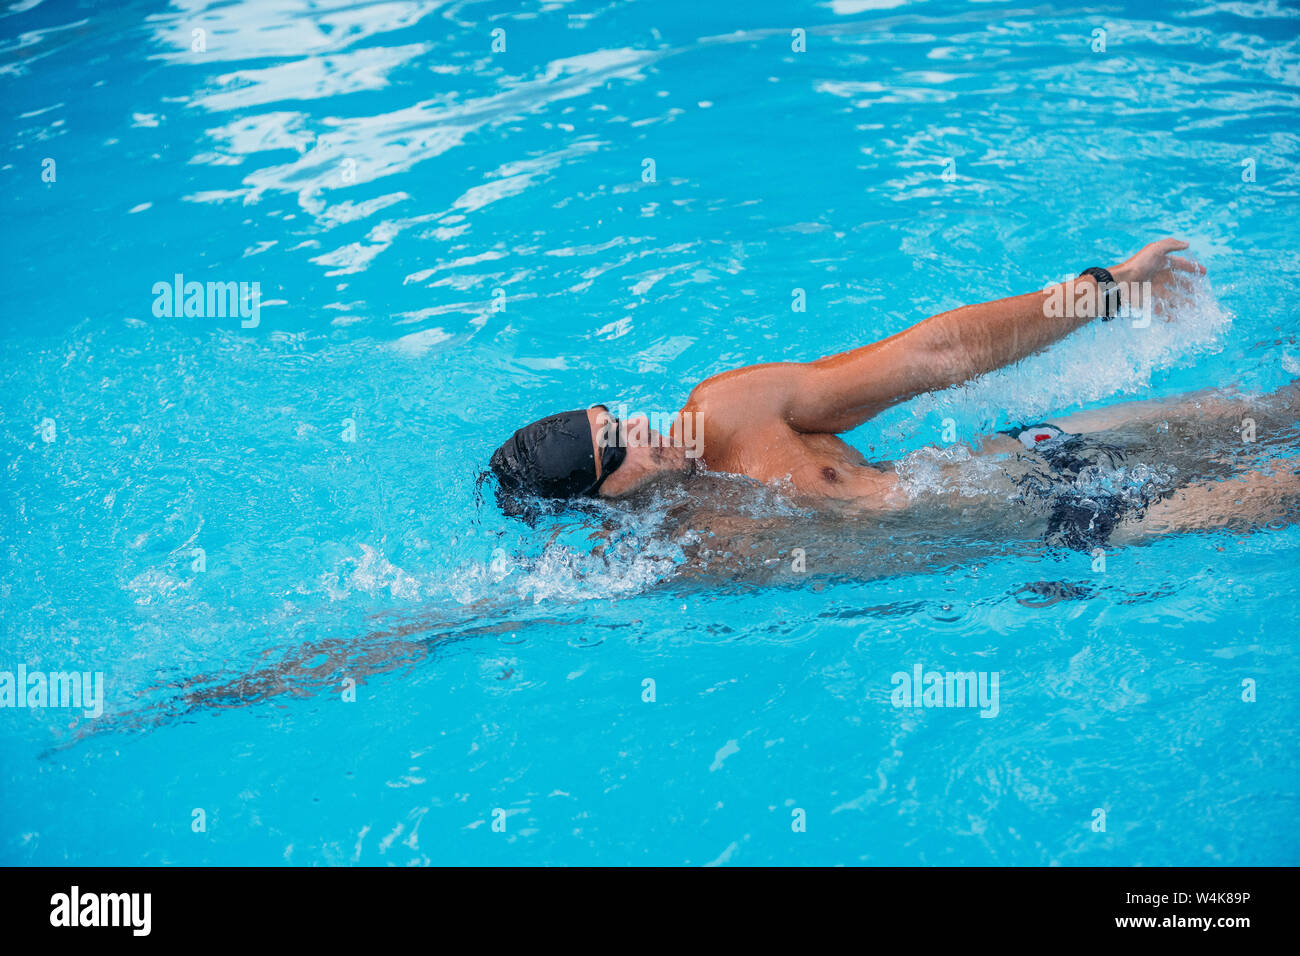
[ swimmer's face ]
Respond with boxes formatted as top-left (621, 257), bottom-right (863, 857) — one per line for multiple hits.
top-left (587, 406), bottom-right (688, 497)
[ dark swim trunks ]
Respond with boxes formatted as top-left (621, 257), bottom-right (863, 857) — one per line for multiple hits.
top-left (1003, 423), bottom-right (1176, 551)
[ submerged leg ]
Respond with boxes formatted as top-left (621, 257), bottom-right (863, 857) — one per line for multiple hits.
top-left (972, 379), bottom-right (1300, 544)
top-left (1045, 381), bottom-right (1298, 436)
top-left (1112, 466), bottom-right (1300, 541)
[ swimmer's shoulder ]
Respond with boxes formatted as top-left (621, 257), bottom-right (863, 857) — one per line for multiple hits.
top-left (680, 370), bottom-right (780, 459)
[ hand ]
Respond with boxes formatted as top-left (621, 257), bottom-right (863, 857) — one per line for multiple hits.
top-left (1111, 237), bottom-right (1205, 318)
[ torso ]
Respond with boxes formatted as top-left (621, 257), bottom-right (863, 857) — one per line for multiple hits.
top-left (698, 418), bottom-right (909, 507)
top-left (688, 410), bottom-right (1138, 512)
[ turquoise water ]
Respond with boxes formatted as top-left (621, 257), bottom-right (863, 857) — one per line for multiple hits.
top-left (2, 0), bottom-right (1298, 865)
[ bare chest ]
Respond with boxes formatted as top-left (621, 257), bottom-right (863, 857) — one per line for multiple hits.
top-left (708, 427), bottom-right (903, 504)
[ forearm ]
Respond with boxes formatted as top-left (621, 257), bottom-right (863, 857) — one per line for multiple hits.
top-left (909, 273), bottom-right (1115, 386)
top-left (782, 238), bottom-right (1195, 435)
top-left (783, 273), bottom-right (1115, 433)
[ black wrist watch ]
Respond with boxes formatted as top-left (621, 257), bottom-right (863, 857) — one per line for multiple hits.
top-left (1079, 266), bottom-right (1121, 320)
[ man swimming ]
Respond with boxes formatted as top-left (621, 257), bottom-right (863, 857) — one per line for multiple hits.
top-left (489, 237), bottom-right (1299, 544)
top-left (65, 241), bottom-right (1292, 742)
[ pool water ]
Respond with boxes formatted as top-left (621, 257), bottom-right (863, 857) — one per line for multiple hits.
top-left (2, 0), bottom-right (1298, 865)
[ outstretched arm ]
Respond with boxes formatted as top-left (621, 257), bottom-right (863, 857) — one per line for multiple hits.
top-left (693, 238), bottom-right (1203, 435)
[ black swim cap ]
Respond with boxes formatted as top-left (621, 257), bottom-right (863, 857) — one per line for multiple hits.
top-left (488, 408), bottom-right (626, 518)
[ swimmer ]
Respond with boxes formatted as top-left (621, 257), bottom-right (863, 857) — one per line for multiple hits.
top-left (489, 238), bottom-right (1300, 545)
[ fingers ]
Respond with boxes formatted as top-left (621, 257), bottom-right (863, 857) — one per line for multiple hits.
top-left (1168, 255), bottom-right (1205, 275)
top-left (1156, 237), bottom-right (1190, 252)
